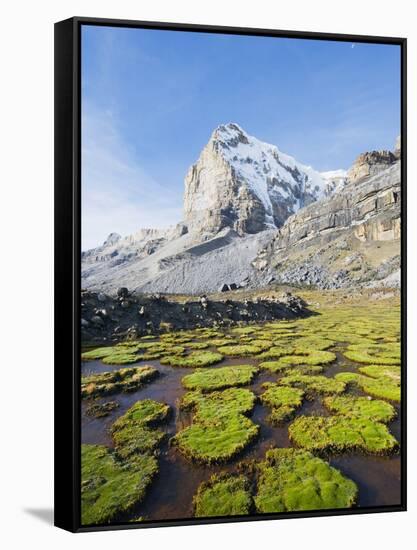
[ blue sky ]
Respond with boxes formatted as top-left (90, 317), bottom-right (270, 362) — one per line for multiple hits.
top-left (81, 24), bottom-right (401, 250)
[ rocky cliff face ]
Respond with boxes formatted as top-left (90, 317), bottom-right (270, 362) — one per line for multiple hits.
top-left (82, 224), bottom-right (188, 268)
top-left (347, 150), bottom-right (397, 184)
top-left (183, 123), bottom-right (341, 236)
top-left (253, 150), bottom-right (401, 289)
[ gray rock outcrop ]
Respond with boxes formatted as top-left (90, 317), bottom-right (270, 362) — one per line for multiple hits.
top-left (253, 154), bottom-right (401, 289)
top-left (347, 150), bottom-right (397, 184)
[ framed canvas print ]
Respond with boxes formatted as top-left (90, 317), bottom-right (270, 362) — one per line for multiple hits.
top-left (54, 16), bottom-right (406, 532)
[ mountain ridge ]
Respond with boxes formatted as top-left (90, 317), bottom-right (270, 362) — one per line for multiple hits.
top-left (81, 123), bottom-right (400, 294)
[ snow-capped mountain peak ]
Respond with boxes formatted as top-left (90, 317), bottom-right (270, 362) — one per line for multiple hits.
top-left (184, 123), bottom-right (345, 236)
top-left (212, 122), bottom-right (338, 206)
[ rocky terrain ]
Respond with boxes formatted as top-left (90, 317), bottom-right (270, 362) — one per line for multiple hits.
top-left (81, 288), bottom-right (308, 344)
top-left (253, 151), bottom-right (401, 289)
top-left (82, 123), bottom-right (401, 294)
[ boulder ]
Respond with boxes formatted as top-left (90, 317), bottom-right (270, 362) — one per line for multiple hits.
top-left (91, 315), bottom-right (104, 326)
top-left (117, 287), bottom-right (129, 298)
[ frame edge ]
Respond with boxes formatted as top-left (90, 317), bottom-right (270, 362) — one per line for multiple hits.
top-left (54, 16), bottom-right (80, 533)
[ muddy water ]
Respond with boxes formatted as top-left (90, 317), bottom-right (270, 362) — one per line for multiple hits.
top-left (81, 345), bottom-right (402, 521)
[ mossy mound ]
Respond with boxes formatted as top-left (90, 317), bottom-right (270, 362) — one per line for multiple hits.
top-left (343, 342), bottom-right (400, 365)
top-left (111, 399), bottom-right (170, 459)
top-left (161, 345), bottom-right (188, 355)
top-left (115, 341), bottom-right (154, 349)
top-left (255, 448), bottom-right (357, 513)
top-left (81, 444), bottom-right (157, 525)
top-left (194, 328), bottom-right (224, 338)
top-left (137, 352), bottom-right (163, 361)
top-left (279, 374), bottom-right (346, 395)
top-left (259, 360), bottom-right (291, 373)
top-left (323, 395), bottom-right (396, 423)
top-left (260, 384), bottom-right (304, 424)
top-left (217, 344), bottom-right (263, 356)
top-left (102, 352), bottom-right (142, 365)
top-left (291, 337), bottom-right (335, 352)
top-left (161, 351), bottom-right (223, 368)
top-left (111, 428), bottom-right (162, 455)
top-left (81, 366), bottom-right (158, 398)
top-left (81, 346), bottom-right (114, 361)
top-left (172, 415), bottom-right (258, 464)
top-left (263, 322), bottom-right (298, 330)
top-left (103, 342), bottom-right (187, 363)
top-left (181, 387), bottom-right (256, 416)
top-left (258, 350), bottom-right (336, 372)
top-left (327, 333), bottom-right (378, 346)
top-left (209, 338), bottom-right (238, 347)
top-left (344, 350), bottom-right (400, 365)
top-left (358, 364), bottom-right (401, 382)
top-left (258, 347), bottom-right (287, 360)
top-left (245, 339), bottom-right (273, 350)
top-left (85, 401), bottom-right (119, 418)
top-left (113, 398), bottom-right (170, 427)
top-left (268, 333), bottom-right (299, 340)
top-left (261, 384), bottom-right (304, 408)
top-left (81, 399), bottom-right (169, 525)
top-left (289, 415), bottom-right (398, 454)
top-left (159, 334), bottom-right (192, 344)
top-left (254, 330), bottom-right (282, 340)
top-left (182, 365), bottom-right (258, 392)
top-left (172, 388), bottom-right (259, 463)
top-left (280, 350), bottom-right (336, 366)
top-left (194, 473), bottom-right (252, 517)
top-left (186, 342), bottom-right (209, 350)
top-left (232, 326), bottom-right (259, 335)
top-left (335, 372), bottom-right (400, 402)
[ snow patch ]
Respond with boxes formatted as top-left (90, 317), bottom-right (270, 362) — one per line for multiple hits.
top-left (213, 123), bottom-right (344, 224)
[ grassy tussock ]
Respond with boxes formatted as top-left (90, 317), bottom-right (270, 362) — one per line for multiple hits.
top-left (182, 365), bottom-right (258, 392)
top-left (217, 344), bottom-right (264, 356)
top-left (255, 448), bottom-right (357, 513)
top-left (279, 374), bottom-right (346, 395)
top-left (172, 388), bottom-right (259, 463)
top-left (260, 384), bottom-right (304, 424)
top-left (111, 399), bottom-right (170, 458)
top-left (81, 445), bottom-right (158, 525)
top-left (335, 372), bottom-right (400, 402)
top-left (85, 401), bottom-right (119, 418)
top-left (161, 351), bottom-right (223, 368)
top-left (323, 395), bottom-right (396, 423)
top-left (81, 366), bottom-right (158, 398)
top-left (358, 365), bottom-right (401, 382)
top-left (289, 415), bottom-right (398, 454)
top-left (194, 473), bottom-right (252, 517)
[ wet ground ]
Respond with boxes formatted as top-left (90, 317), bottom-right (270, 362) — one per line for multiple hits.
top-left (81, 341), bottom-right (402, 521)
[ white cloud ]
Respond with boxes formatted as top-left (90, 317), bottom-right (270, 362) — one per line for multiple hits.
top-left (81, 106), bottom-right (182, 250)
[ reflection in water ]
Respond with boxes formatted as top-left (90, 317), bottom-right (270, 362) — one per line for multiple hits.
top-left (81, 347), bottom-right (401, 521)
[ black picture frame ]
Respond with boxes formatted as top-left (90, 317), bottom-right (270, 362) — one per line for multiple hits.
top-left (54, 16), bottom-right (407, 533)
